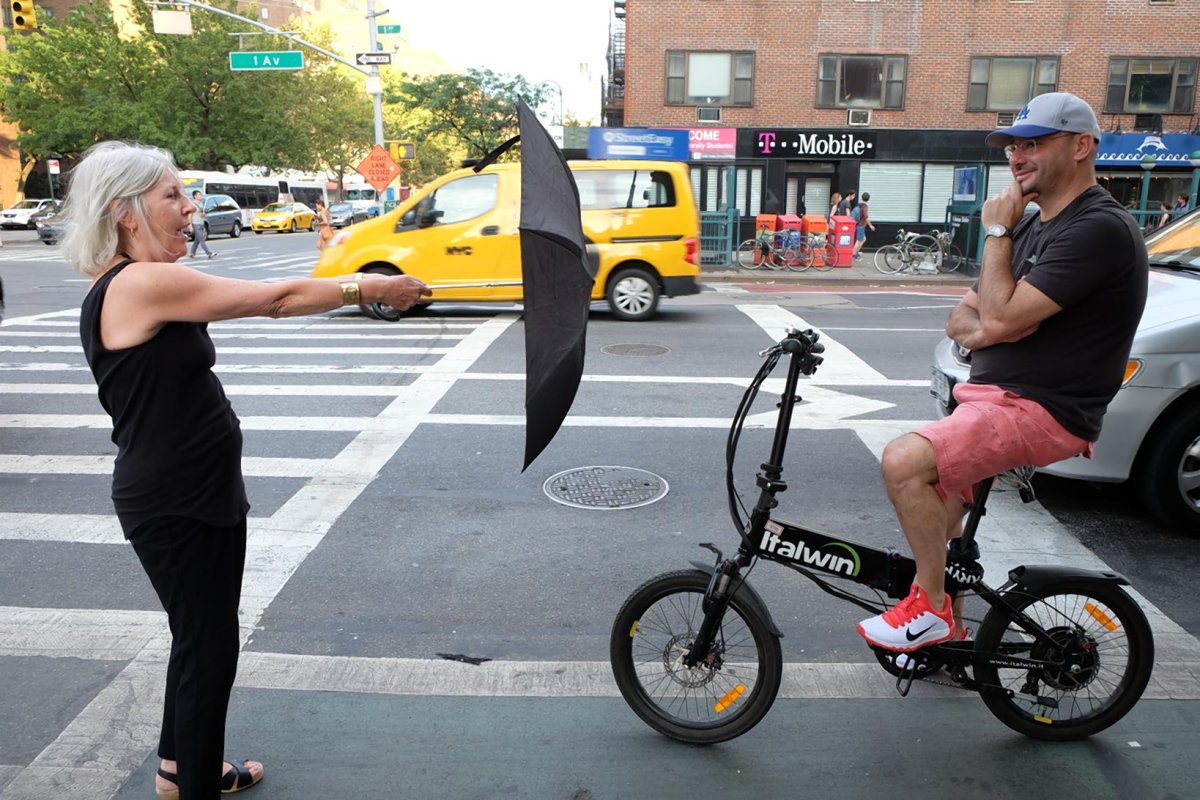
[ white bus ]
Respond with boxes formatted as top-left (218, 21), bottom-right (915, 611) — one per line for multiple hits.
top-left (178, 170), bottom-right (330, 222)
top-left (338, 179), bottom-right (383, 216)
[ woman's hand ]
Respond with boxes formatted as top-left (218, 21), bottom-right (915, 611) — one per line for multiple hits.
top-left (364, 274), bottom-right (432, 311)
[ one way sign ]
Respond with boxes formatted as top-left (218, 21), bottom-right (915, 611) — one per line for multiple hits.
top-left (356, 52), bottom-right (392, 66)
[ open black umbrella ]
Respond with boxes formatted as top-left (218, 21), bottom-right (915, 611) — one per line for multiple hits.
top-left (470, 100), bottom-right (596, 470)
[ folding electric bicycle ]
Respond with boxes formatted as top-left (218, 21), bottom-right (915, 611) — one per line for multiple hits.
top-left (609, 328), bottom-right (1154, 744)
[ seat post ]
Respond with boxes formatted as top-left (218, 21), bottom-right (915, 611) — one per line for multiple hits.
top-left (955, 476), bottom-right (993, 554)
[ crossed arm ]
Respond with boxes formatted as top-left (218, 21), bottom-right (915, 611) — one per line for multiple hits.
top-left (946, 240), bottom-right (1062, 350)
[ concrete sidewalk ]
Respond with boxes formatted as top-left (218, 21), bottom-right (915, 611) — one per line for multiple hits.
top-left (701, 251), bottom-right (975, 287)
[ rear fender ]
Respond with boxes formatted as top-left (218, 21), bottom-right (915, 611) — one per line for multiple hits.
top-left (689, 560), bottom-right (784, 638)
top-left (1003, 564), bottom-right (1130, 595)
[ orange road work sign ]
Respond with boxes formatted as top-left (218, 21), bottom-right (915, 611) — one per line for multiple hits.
top-left (356, 144), bottom-right (402, 193)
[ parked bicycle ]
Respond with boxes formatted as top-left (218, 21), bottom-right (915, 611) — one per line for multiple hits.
top-left (737, 228), bottom-right (799, 271)
top-left (610, 328), bottom-right (1153, 745)
top-left (797, 232), bottom-right (838, 271)
top-left (874, 229), bottom-right (942, 274)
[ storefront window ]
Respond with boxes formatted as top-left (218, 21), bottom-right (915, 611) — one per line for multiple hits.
top-left (1106, 58), bottom-right (1197, 114)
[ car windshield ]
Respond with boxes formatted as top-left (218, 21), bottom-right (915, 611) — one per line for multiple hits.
top-left (1145, 210), bottom-right (1200, 271)
top-left (263, 203), bottom-right (290, 213)
top-left (10, 200), bottom-right (42, 210)
top-left (329, 203), bottom-right (352, 212)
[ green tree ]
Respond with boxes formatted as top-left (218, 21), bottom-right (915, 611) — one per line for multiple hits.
top-left (294, 66), bottom-right (374, 198)
top-left (386, 68), bottom-right (548, 159)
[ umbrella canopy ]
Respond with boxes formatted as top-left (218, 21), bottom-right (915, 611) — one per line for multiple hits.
top-left (516, 99), bottom-right (597, 470)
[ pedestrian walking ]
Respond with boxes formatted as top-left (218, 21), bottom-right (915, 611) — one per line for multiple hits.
top-left (860, 92), bottom-right (1147, 654)
top-left (851, 192), bottom-right (874, 260)
top-left (188, 190), bottom-right (215, 259)
top-left (1156, 201), bottom-right (1172, 230)
top-left (63, 140), bottom-right (430, 800)
top-left (828, 193), bottom-right (842, 224)
top-left (315, 198), bottom-right (333, 251)
top-left (1171, 193), bottom-right (1190, 220)
top-left (836, 190), bottom-right (855, 217)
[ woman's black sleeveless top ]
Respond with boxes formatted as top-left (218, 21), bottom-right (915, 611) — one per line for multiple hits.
top-left (80, 260), bottom-right (249, 536)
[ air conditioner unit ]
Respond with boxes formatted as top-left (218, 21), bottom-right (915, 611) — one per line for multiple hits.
top-left (697, 107), bottom-right (722, 122)
top-left (1134, 113), bottom-right (1163, 132)
top-left (996, 111), bottom-right (1016, 126)
top-left (847, 109), bottom-right (871, 127)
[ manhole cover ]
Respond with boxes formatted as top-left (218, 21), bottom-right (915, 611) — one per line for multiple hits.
top-left (543, 466), bottom-right (669, 510)
top-left (600, 343), bottom-right (670, 357)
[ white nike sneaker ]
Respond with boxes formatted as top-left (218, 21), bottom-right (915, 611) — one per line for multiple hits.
top-left (857, 585), bottom-right (955, 652)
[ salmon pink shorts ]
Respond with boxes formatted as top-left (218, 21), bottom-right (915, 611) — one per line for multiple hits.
top-left (916, 383), bottom-right (1093, 503)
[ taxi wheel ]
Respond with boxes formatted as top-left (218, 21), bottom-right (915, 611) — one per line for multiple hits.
top-left (289, 220), bottom-right (298, 233)
top-left (309, 219), bottom-right (317, 232)
top-left (606, 267), bottom-right (660, 322)
top-left (230, 221), bottom-right (241, 238)
top-left (253, 230), bottom-right (262, 234)
top-left (360, 264), bottom-right (404, 322)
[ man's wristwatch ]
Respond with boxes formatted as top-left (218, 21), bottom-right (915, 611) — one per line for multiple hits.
top-left (985, 223), bottom-right (1012, 239)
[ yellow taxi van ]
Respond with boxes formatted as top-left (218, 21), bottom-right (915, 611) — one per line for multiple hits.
top-left (311, 160), bottom-right (701, 321)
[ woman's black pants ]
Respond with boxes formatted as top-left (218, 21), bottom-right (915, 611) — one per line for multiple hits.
top-left (129, 515), bottom-right (247, 800)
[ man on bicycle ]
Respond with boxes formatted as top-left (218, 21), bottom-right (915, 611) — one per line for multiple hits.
top-left (858, 92), bottom-right (1148, 652)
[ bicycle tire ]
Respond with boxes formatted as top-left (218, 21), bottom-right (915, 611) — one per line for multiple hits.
top-left (973, 580), bottom-right (1154, 741)
top-left (909, 235), bottom-right (943, 272)
top-left (875, 244), bottom-right (905, 274)
top-left (737, 239), bottom-right (764, 270)
top-left (785, 245), bottom-right (810, 272)
top-left (610, 569), bottom-right (783, 745)
top-left (936, 244), bottom-right (964, 274)
top-left (810, 242), bottom-right (837, 271)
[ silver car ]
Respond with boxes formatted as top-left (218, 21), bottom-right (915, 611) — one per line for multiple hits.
top-left (931, 207), bottom-right (1200, 533)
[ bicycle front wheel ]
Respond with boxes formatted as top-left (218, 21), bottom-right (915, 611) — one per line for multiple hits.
top-left (875, 244), bottom-right (905, 274)
top-left (909, 235), bottom-right (942, 271)
top-left (737, 239), bottom-right (764, 269)
top-left (784, 245), bottom-right (810, 272)
top-left (974, 580), bottom-right (1154, 741)
top-left (610, 570), bottom-right (783, 745)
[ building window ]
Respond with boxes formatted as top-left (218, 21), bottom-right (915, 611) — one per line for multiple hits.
top-left (1106, 58), bottom-right (1197, 114)
top-left (817, 55), bottom-right (906, 109)
top-left (968, 57), bottom-right (1058, 111)
top-left (666, 51), bottom-right (754, 106)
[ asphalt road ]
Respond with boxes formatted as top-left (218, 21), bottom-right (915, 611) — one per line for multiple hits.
top-left (1, 227), bottom-right (1196, 799)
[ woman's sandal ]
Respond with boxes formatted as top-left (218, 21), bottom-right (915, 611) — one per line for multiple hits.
top-left (154, 759), bottom-right (264, 797)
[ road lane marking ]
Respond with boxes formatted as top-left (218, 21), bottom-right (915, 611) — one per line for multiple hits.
top-left (737, 304), bottom-right (890, 384)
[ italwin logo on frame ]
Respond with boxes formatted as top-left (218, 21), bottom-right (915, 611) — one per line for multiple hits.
top-left (746, 130), bottom-right (877, 159)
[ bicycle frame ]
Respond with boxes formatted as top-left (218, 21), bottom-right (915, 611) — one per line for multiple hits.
top-left (683, 327), bottom-right (1133, 695)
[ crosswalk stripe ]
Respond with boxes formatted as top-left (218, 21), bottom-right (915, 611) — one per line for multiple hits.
top-left (0, 455), bottom-right (326, 477)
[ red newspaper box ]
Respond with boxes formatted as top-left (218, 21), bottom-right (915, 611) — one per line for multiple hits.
top-left (829, 215), bottom-right (857, 268)
top-left (776, 214), bottom-right (802, 231)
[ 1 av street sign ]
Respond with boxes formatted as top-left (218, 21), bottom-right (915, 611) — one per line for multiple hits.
top-left (229, 51), bottom-right (304, 71)
top-left (356, 52), bottom-right (392, 66)
top-left (377, 24), bottom-right (402, 34)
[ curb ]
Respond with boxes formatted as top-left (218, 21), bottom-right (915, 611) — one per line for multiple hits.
top-left (699, 269), bottom-right (974, 288)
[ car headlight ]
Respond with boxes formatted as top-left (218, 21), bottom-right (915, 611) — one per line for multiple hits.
top-left (1121, 359), bottom-right (1143, 387)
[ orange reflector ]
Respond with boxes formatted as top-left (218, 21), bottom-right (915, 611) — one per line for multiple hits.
top-left (629, 620), bottom-right (640, 638)
top-left (714, 684), bottom-right (747, 713)
top-left (1085, 602), bottom-right (1119, 632)
top-left (1121, 359), bottom-right (1142, 386)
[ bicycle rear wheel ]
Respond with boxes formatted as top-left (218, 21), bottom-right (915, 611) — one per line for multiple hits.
top-left (875, 244), bottom-right (905, 274)
top-left (937, 244), bottom-right (964, 273)
top-left (909, 235), bottom-right (942, 271)
top-left (806, 242), bottom-right (835, 271)
top-left (974, 580), bottom-right (1154, 741)
top-left (737, 239), bottom-right (764, 269)
top-left (610, 570), bottom-right (783, 745)
top-left (785, 245), bottom-right (810, 272)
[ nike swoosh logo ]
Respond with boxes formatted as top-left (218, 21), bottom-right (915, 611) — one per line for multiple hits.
top-left (906, 624), bottom-right (935, 641)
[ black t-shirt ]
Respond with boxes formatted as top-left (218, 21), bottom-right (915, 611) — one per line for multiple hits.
top-left (969, 185), bottom-right (1148, 441)
top-left (80, 260), bottom-right (249, 536)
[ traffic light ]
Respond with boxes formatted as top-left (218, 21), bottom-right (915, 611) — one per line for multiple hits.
top-left (387, 141), bottom-right (415, 162)
top-left (10, 0), bottom-right (38, 30)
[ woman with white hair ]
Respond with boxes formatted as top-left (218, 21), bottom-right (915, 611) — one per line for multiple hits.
top-left (67, 140), bottom-right (429, 799)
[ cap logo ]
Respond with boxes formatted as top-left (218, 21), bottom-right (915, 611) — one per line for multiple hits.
top-left (1015, 106), bottom-right (1032, 122)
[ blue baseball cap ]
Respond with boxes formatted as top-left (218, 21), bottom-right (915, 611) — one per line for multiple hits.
top-left (985, 92), bottom-right (1103, 147)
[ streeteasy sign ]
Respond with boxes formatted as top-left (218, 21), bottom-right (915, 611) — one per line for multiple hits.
top-left (587, 128), bottom-right (689, 161)
top-left (229, 51), bottom-right (304, 71)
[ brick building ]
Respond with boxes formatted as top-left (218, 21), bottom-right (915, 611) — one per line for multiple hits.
top-left (604, 0), bottom-right (1200, 243)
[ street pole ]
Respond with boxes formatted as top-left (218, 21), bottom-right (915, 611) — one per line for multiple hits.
top-left (366, 0), bottom-right (384, 146)
top-left (1190, 150), bottom-right (1200, 210)
top-left (1138, 154), bottom-right (1156, 229)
